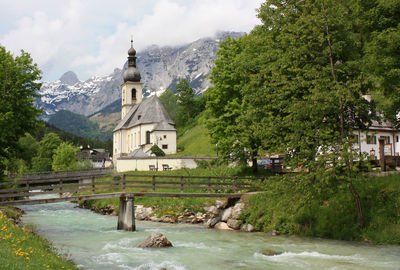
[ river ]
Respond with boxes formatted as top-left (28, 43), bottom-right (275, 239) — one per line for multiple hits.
top-left (20, 200), bottom-right (400, 270)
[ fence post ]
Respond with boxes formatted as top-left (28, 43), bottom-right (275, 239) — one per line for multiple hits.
top-left (152, 175), bottom-right (156, 192)
top-left (180, 176), bottom-right (184, 193)
top-left (26, 181), bottom-right (30, 199)
top-left (59, 179), bottom-right (63, 197)
top-left (234, 177), bottom-right (238, 191)
top-left (122, 174), bottom-right (126, 192)
top-left (207, 177), bottom-right (211, 194)
top-left (91, 176), bottom-right (95, 195)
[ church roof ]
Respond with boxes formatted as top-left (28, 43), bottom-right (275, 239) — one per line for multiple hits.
top-left (113, 95), bottom-right (176, 132)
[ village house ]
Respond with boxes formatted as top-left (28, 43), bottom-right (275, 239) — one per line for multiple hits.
top-left (76, 145), bottom-right (111, 168)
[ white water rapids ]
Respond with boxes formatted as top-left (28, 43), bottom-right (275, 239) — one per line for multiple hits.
top-left (20, 200), bottom-right (400, 270)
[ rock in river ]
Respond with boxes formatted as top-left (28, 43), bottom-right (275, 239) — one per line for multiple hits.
top-left (138, 232), bottom-right (173, 248)
top-left (262, 249), bottom-right (282, 256)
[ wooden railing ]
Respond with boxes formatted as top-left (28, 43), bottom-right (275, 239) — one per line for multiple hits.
top-left (0, 174), bottom-right (263, 205)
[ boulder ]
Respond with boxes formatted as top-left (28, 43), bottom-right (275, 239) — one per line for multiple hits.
top-left (159, 215), bottom-right (177, 223)
top-left (262, 249), bottom-right (282, 256)
top-left (138, 232), bottom-right (173, 248)
top-left (221, 207), bottom-right (232, 222)
top-left (204, 205), bottom-right (220, 216)
top-left (269, 230), bottom-right (280, 236)
top-left (227, 219), bottom-right (241, 230)
top-left (135, 205), bottom-right (153, 220)
top-left (215, 200), bottom-right (227, 209)
top-left (182, 209), bottom-right (195, 216)
top-left (240, 224), bottom-right (255, 232)
top-left (214, 222), bottom-right (233, 231)
top-left (231, 203), bottom-right (245, 219)
top-left (149, 216), bottom-right (160, 222)
top-left (205, 217), bottom-right (220, 228)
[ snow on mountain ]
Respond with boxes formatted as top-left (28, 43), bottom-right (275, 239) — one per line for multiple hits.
top-left (36, 31), bottom-right (243, 118)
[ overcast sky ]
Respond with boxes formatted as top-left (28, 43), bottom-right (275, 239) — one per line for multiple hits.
top-left (0, 0), bottom-right (263, 81)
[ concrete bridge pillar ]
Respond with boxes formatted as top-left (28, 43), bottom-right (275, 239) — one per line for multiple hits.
top-left (117, 194), bottom-right (136, 231)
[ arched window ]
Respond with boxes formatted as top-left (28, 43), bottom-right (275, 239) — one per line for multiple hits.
top-left (146, 131), bottom-right (151, 144)
top-left (132, 88), bottom-right (136, 101)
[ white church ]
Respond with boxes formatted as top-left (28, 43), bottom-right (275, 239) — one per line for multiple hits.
top-left (113, 40), bottom-right (177, 166)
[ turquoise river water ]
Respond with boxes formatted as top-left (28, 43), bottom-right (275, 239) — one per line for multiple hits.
top-left (20, 200), bottom-right (400, 270)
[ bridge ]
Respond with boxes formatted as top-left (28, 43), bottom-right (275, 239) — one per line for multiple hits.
top-left (0, 169), bottom-right (264, 231)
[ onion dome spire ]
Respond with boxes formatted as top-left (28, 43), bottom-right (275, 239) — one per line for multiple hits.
top-left (123, 35), bottom-right (141, 82)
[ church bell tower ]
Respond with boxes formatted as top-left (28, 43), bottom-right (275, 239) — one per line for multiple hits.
top-left (121, 37), bottom-right (143, 119)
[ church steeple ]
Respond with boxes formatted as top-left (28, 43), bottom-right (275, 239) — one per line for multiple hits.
top-left (123, 37), bottom-right (141, 82)
top-left (121, 37), bottom-right (143, 119)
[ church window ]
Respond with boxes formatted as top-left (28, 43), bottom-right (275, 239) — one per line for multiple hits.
top-left (146, 131), bottom-right (151, 144)
top-left (163, 135), bottom-right (167, 139)
top-left (138, 115), bottom-right (141, 120)
top-left (162, 144), bottom-right (168, 149)
top-left (132, 88), bottom-right (136, 101)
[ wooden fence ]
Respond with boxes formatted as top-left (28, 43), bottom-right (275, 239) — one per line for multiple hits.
top-left (0, 173), bottom-right (263, 205)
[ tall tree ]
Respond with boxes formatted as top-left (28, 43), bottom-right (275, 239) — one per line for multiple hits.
top-left (360, 0), bottom-right (400, 124)
top-left (206, 0), bottom-right (390, 225)
top-left (175, 79), bottom-right (196, 127)
top-left (246, 0), bottom-right (372, 226)
top-left (159, 89), bottom-right (178, 121)
top-left (52, 142), bottom-right (79, 171)
top-left (0, 46), bottom-right (42, 178)
top-left (32, 133), bottom-right (62, 172)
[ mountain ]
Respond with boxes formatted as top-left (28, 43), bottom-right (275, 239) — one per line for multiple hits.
top-left (37, 31), bottom-right (244, 119)
top-left (48, 110), bottom-right (110, 140)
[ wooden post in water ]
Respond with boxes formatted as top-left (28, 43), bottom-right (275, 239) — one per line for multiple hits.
top-left (117, 194), bottom-right (136, 231)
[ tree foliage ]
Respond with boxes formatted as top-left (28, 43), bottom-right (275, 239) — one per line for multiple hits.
top-left (0, 46), bottom-right (42, 178)
top-left (159, 89), bottom-right (178, 121)
top-left (52, 142), bottom-right (79, 171)
top-left (206, 0), bottom-right (400, 226)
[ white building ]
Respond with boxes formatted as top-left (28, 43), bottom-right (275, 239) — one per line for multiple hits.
top-left (355, 119), bottom-right (399, 160)
top-left (113, 40), bottom-right (177, 166)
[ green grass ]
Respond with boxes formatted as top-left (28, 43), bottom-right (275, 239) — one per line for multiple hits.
top-left (241, 174), bottom-right (400, 244)
top-left (175, 123), bottom-right (216, 156)
top-left (0, 207), bottom-right (78, 270)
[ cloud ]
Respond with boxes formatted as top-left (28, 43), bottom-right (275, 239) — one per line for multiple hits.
top-left (81, 0), bottom-right (263, 77)
top-left (0, 0), bottom-right (263, 81)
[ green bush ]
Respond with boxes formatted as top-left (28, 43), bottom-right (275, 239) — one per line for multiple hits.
top-left (150, 144), bottom-right (165, 156)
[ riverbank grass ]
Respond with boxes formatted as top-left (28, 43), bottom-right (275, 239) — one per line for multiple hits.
top-left (0, 207), bottom-right (78, 270)
top-left (241, 174), bottom-right (400, 245)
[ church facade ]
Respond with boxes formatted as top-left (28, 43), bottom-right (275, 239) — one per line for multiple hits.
top-left (113, 40), bottom-right (177, 165)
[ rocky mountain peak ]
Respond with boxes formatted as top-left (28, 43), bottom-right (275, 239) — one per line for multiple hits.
top-left (59, 71), bottom-right (79, 85)
top-left (37, 31), bottom-right (244, 119)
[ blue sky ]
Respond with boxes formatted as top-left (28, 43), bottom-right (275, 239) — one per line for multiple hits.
top-left (0, 0), bottom-right (263, 81)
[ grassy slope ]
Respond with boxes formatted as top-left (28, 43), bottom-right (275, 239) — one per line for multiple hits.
top-left (175, 123), bottom-right (216, 156)
top-left (0, 207), bottom-right (78, 270)
top-left (241, 174), bottom-right (400, 244)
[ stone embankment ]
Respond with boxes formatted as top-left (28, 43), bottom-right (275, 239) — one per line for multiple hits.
top-left (80, 197), bottom-right (259, 232)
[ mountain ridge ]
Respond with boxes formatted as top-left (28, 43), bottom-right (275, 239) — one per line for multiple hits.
top-left (36, 31), bottom-right (244, 119)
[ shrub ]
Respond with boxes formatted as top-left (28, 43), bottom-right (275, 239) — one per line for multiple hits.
top-left (150, 144), bottom-right (165, 156)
